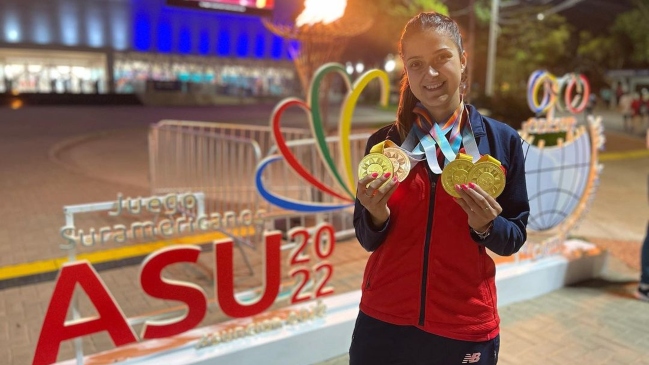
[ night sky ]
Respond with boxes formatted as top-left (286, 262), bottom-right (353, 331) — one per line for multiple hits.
top-left (556, 0), bottom-right (633, 34)
top-left (446, 0), bottom-right (634, 35)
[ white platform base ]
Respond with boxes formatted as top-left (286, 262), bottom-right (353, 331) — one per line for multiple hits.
top-left (62, 246), bottom-right (607, 365)
top-left (118, 291), bottom-right (363, 365)
top-left (495, 247), bottom-right (607, 307)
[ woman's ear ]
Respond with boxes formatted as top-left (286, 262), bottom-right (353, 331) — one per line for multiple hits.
top-left (461, 50), bottom-right (468, 72)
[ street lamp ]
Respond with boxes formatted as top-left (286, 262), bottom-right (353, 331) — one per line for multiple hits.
top-left (345, 62), bottom-right (354, 75)
top-left (485, 0), bottom-right (500, 97)
top-left (384, 59), bottom-right (396, 73)
top-left (355, 62), bottom-right (365, 74)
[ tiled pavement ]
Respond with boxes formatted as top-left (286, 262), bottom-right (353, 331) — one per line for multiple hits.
top-left (318, 256), bottom-right (649, 365)
top-left (0, 105), bottom-right (648, 364)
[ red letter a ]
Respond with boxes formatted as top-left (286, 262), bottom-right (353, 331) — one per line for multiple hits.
top-left (215, 231), bottom-right (281, 318)
top-left (33, 261), bottom-right (137, 365)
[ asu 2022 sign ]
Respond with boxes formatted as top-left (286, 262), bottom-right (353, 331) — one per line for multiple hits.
top-left (33, 194), bottom-right (336, 365)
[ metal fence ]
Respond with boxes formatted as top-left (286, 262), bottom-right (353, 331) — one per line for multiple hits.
top-left (148, 120), bottom-right (369, 247)
top-left (263, 134), bottom-right (370, 237)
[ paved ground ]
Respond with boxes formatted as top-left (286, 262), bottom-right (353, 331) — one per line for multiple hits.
top-left (0, 104), bottom-right (648, 364)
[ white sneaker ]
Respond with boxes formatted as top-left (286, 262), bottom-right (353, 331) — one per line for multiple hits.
top-left (636, 285), bottom-right (649, 302)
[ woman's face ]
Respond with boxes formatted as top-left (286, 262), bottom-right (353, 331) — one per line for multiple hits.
top-left (402, 29), bottom-right (466, 121)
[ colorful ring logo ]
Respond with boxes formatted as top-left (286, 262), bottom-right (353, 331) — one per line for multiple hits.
top-left (527, 70), bottom-right (590, 115)
top-left (255, 63), bottom-right (390, 213)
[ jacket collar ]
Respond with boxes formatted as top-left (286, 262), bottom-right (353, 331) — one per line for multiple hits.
top-left (466, 104), bottom-right (486, 138)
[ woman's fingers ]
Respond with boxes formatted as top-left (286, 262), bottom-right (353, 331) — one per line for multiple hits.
top-left (365, 172), bottom-right (394, 197)
top-left (376, 176), bottom-right (399, 205)
top-left (453, 183), bottom-right (501, 230)
top-left (454, 183), bottom-right (501, 214)
top-left (357, 174), bottom-right (378, 199)
top-left (356, 172), bottom-right (398, 210)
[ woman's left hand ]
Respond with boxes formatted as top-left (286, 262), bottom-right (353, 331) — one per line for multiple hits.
top-left (453, 182), bottom-right (502, 232)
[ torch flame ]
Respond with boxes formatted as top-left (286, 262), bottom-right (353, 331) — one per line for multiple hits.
top-left (295, 0), bottom-right (347, 27)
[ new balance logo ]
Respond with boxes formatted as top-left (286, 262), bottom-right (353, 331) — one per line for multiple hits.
top-left (462, 352), bottom-right (481, 364)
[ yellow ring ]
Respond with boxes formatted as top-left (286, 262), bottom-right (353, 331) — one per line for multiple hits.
top-left (531, 72), bottom-right (557, 113)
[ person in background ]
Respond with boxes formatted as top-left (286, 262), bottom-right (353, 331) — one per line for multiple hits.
top-left (617, 89), bottom-right (634, 132)
top-left (584, 93), bottom-right (597, 123)
top-left (616, 82), bottom-right (624, 106)
top-left (600, 87), bottom-right (612, 110)
top-left (630, 92), bottom-right (643, 133)
top-left (350, 11), bottom-right (529, 365)
top-left (641, 89), bottom-right (649, 132)
top-left (637, 174), bottom-right (649, 301)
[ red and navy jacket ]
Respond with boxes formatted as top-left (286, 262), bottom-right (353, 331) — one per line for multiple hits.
top-left (353, 105), bottom-right (530, 342)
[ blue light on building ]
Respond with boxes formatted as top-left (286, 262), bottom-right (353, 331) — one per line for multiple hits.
top-left (32, 4), bottom-right (52, 45)
top-left (236, 32), bottom-right (249, 58)
top-left (86, 6), bottom-right (105, 48)
top-left (3, 8), bottom-right (21, 43)
top-left (199, 29), bottom-right (210, 55)
top-left (178, 26), bottom-right (192, 54)
top-left (1, 0), bottom-right (295, 61)
top-left (157, 18), bottom-right (173, 53)
top-left (255, 33), bottom-right (266, 58)
top-left (110, 3), bottom-right (129, 50)
top-left (271, 34), bottom-right (283, 60)
top-left (60, 0), bottom-right (80, 46)
top-left (217, 28), bottom-right (231, 56)
top-left (134, 12), bottom-right (152, 51)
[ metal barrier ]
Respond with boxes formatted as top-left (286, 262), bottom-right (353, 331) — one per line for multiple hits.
top-left (263, 134), bottom-right (370, 237)
top-left (148, 120), bottom-right (368, 247)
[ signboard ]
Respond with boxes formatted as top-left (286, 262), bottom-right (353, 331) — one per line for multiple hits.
top-left (33, 192), bottom-right (335, 365)
top-left (166, 0), bottom-right (275, 16)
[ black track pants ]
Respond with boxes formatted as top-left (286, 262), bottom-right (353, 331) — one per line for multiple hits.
top-left (349, 311), bottom-right (499, 365)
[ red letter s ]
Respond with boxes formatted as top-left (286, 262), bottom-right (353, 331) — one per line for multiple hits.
top-left (140, 245), bottom-right (208, 339)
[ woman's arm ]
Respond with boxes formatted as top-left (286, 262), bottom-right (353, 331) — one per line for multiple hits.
top-left (473, 134), bottom-right (530, 256)
top-left (352, 127), bottom-right (399, 252)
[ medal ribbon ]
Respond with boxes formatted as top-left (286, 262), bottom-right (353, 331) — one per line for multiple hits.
top-left (402, 102), bottom-right (481, 174)
top-left (429, 105), bottom-right (464, 164)
top-left (411, 102), bottom-right (464, 173)
top-left (369, 140), bottom-right (399, 154)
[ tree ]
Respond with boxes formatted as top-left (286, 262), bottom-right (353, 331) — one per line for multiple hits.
top-left (574, 0), bottom-right (649, 70)
top-left (344, 0), bottom-right (449, 62)
top-left (388, 0), bottom-right (449, 18)
top-left (610, 2), bottom-right (649, 67)
top-left (496, 12), bottom-right (572, 95)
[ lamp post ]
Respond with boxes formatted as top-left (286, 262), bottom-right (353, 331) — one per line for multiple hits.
top-left (485, 0), bottom-right (500, 97)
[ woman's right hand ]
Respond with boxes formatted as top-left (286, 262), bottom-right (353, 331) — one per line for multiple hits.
top-left (357, 172), bottom-right (399, 227)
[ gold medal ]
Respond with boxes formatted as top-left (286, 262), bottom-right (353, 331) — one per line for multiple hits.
top-left (467, 155), bottom-right (506, 198)
top-left (358, 153), bottom-right (394, 181)
top-left (383, 147), bottom-right (411, 182)
top-left (441, 153), bottom-right (474, 198)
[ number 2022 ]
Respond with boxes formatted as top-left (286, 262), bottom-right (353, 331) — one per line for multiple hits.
top-left (287, 223), bottom-right (335, 304)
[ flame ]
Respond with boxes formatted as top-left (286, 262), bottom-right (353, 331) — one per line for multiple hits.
top-left (295, 0), bottom-right (347, 27)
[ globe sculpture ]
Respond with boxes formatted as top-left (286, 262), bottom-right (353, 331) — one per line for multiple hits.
top-left (519, 70), bottom-right (604, 258)
top-left (522, 118), bottom-right (603, 232)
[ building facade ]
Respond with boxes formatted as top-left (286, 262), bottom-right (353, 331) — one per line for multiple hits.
top-left (0, 0), bottom-right (298, 96)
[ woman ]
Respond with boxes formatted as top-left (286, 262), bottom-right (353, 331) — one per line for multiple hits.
top-left (350, 12), bottom-right (529, 365)
top-left (637, 173), bottom-right (649, 302)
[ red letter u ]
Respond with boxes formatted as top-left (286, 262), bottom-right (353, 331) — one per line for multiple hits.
top-left (215, 231), bottom-right (281, 318)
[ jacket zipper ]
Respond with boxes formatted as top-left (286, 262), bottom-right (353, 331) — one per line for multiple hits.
top-left (365, 249), bottom-right (382, 289)
top-left (419, 168), bottom-right (436, 326)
